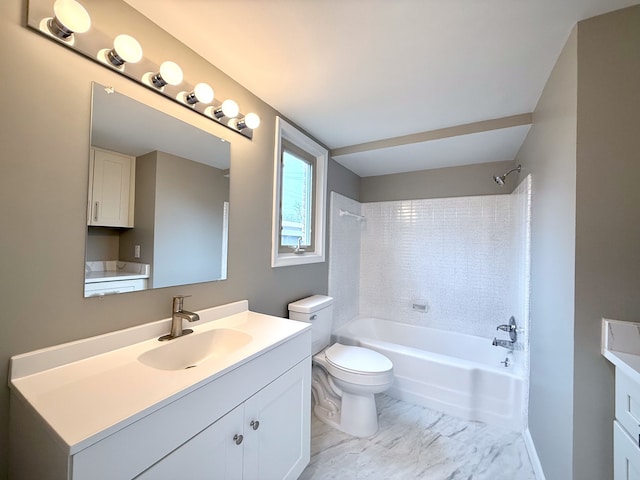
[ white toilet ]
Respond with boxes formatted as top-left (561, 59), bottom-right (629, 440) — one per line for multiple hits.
top-left (288, 295), bottom-right (393, 437)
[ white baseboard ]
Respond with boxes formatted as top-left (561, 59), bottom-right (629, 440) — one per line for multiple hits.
top-left (523, 428), bottom-right (546, 480)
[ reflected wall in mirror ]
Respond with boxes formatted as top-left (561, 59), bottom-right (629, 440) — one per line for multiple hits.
top-left (85, 82), bottom-right (231, 297)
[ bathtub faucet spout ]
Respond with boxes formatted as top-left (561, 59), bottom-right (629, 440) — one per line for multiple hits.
top-left (492, 337), bottom-right (515, 351)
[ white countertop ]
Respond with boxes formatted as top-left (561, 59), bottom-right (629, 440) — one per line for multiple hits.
top-left (602, 318), bottom-right (640, 384)
top-left (9, 301), bottom-right (309, 454)
top-left (84, 270), bottom-right (149, 282)
top-left (84, 260), bottom-right (150, 283)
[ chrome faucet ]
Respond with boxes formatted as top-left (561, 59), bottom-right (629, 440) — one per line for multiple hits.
top-left (492, 337), bottom-right (515, 351)
top-left (159, 295), bottom-right (200, 341)
top-left (493, 316), bottom-right (518, 350)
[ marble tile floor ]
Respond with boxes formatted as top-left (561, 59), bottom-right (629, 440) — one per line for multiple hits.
top-left (299, 395), bottom-right (536, 480)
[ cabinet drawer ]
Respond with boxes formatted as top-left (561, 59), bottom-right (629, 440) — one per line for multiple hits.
top-left (616, 370), bottom-right (640, 446)
top-left (84, 279), bottom-right (147, 297)
top-left (614, 421), bottom-right (640, 480)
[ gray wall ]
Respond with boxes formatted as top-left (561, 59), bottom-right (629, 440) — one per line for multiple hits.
top-left (515, 28), bottom-right (578, 480)
top-left (573, 7), bottom-right (640, 479)
top-left (328, 158), bottom-right (361, 201)
top-left (86, 227), bottom-right (120, 260)
top-left (153, 152), bottom-right (228, 287)
top-left (120, 151), bottom-right (158, 266)
top-left (359, 160), bottom-right (517, 202)
top-left (516, 6), bottom-right (640, 479)
top-left (0, 1), bottom-right (355, 477)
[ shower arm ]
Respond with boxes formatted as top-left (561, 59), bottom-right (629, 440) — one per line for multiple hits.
top-left (493, 164), bottom-right (522, 186)
top-left (503, 166), bottom-right (521, 177)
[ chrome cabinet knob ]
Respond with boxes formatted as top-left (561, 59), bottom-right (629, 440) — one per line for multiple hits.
top-left (250, 420), bottom-right (260, 431)
top-left (233, 434), bottom-right (243, 445)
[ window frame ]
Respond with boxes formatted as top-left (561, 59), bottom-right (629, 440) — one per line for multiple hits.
top-left (271, 116), bottom-right (327, 268)
top-left (278, 139), bottom-right (317, 253)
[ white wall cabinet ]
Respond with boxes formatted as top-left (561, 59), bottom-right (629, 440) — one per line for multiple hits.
top-left (136, 360), bottom-right (309, 480)
top-left (88, 147), bottom-right (135, 227)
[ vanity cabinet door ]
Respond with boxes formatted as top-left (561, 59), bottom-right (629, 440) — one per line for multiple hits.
top-left (243, 358), bottom-right (311, 480)
top-left (135, 358), bottom-right (310, 480)
top-left (614, 420), bottom-right (640, 480)
top-left (88, 148), bottom-right (135, 228)
top-left (134, 404), bottom-right (245, 480)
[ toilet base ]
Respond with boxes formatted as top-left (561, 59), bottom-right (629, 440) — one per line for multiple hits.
top-left (311, 365), bottom-right (381, 437)
top-left (338, 391), bottom-right (379, 437)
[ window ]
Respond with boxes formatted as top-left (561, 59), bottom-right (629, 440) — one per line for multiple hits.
top-left (272, 117), bottom-right (327, 267)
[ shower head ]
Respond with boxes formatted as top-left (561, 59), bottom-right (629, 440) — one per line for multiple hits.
top-left (493, 164), bottom-right (521, 186)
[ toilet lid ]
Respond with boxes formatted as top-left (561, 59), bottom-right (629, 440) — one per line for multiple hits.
top-left (325, 343), bottom-right (393, 374)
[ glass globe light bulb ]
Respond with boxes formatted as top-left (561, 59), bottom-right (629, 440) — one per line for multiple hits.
top-left (193, 83), bottom-right (214, 104)
top-left (112, 34), bottom-right (143, 64)
top-left (221, 99), bottom-right (240, 118)
top-left (158, 61), bottom-right (183, 86)
top-left (50, 0), bottom-right (91, 38)
top-left (244, 113), bottom-right (260, 129)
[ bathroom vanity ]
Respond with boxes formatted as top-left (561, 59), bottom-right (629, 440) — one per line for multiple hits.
top-left (84, 261), bottom-right (150, 296)
top-left (9, 301), bottom-right (311, 480)
top-left (602, 319), bottom-right (640, 480)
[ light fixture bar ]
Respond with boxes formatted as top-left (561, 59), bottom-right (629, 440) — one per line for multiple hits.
top-left (27, 0), bottom-right (257, 140)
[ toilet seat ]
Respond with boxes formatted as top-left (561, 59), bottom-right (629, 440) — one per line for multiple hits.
top-left (325, 343), bottom-right (393, 374)
top-left (314, 343), bottom-right (394, 387)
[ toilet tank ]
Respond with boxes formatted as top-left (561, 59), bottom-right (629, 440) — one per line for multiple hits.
top-left (288, 295), bottom-right (334, 355)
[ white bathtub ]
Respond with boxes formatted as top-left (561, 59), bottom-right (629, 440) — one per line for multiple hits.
top-left (333, 317), bottom-right (524, 431)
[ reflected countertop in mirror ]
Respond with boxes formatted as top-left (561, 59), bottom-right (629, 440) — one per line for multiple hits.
top-left (85, 82), bottom-right (231, 297)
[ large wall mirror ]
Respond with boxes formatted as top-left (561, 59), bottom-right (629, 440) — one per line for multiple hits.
top-left (84, 82), bottom-right (231, 297)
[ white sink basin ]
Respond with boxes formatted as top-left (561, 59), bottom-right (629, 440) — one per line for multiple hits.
top-left (138, 328), bottom-right (252, 371)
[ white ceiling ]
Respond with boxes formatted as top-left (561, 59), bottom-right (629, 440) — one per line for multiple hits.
top-left (125, 0), bottom-right (637, 177)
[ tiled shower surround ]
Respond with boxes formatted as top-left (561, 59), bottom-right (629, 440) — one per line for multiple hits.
top-left (329, 176), bottom-right (531, 364)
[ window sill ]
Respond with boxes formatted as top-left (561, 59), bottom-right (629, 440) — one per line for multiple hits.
top-left (272, 251), bottom-right (325, 268)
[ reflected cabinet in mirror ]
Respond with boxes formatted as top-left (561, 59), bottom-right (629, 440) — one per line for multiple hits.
top-left (85, 82), bottom-right (230, 297)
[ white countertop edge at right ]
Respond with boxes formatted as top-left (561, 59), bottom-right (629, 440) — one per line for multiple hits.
top-left (602, 318), bottom-right (640, 385)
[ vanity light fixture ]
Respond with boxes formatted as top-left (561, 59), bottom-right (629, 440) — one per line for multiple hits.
top-left (184, 82), bottom-right (214, 105)
top-left (150, 61), bottom-right (183, 88)
top-left (105, 34), bottom-right (143, 67)
top-left (28, 0), bottom-right (260, 139)
top-left (236, 112), bottom-right (261, 130)
top-left (45, 0), bottom-right (91, 41)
